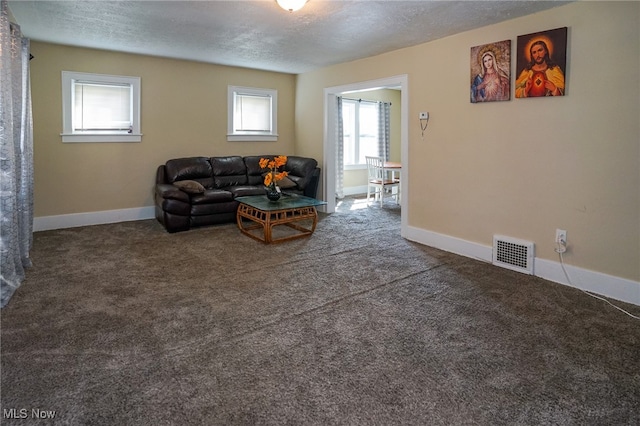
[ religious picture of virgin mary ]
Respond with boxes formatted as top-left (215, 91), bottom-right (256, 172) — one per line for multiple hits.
top-left (470, 40), bottom-right (511, 103)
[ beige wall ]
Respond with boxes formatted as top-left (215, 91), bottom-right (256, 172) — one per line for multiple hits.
top-left (30, 43), bottom-right (296, 216)
top-left (295, 1), bottom-right (640, 282)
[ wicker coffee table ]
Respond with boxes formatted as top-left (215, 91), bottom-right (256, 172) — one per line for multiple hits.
top-left (236, 194), bottom-right (327, 244)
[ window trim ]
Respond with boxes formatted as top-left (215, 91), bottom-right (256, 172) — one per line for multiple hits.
top-left (227, 85), bottom-right (278, 142)
top-left (61, 71), bottom-right (142, 143)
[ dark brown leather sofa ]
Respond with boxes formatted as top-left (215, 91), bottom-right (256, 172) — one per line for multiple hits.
top-left (154, 155), bottom-right (321, 233)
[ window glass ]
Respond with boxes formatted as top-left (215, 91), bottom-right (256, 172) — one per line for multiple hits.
top-left (343, 100), bottom-right (379, 166)
top-left (342, 101), bottom-right (356, 165)
top-left (228, 86), bottom-right (278, 142)
top-left (73, 82), bottom-right (132, 132)
top-left (234, 94), bottom-right (271, 133)
top-left (358, 103), bottom-right (378, 164)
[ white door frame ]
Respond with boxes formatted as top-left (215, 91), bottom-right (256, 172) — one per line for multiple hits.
top-left (322, 74), bottom-right (409, 236)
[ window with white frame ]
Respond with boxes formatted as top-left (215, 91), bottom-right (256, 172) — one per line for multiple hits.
top-left (227, 86), bottom-right (278, 142)
top-left (61, 71), bottom-right (141, 143)
top-left (342, 99), bottom-right (378, 167)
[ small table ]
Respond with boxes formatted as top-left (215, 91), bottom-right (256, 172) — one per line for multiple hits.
top-left (236, 194), bottom-right (327, 244)
top-left (384, 161), bottom-right (401, 181)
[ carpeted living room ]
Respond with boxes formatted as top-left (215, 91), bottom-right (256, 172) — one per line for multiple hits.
top-left (2, 196), bottom-right (639, 424)
top-left (2, 1), bottom-right (639, 425)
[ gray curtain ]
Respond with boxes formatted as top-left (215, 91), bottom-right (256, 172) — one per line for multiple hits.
top-left (377, 101), bottom-right (391, 161)
top-left (1, 0), bottom-right (34, 308)
top-left (335, 96), bottom-right (344, 199)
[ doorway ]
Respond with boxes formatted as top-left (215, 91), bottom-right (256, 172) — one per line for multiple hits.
top-left (322, 74), bottom-right (409, 237)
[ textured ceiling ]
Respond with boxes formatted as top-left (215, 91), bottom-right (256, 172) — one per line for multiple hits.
top-left (8, 0), bottom-right (569, 74)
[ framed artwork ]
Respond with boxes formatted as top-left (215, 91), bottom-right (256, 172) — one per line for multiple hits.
top-left (515, 27), bottom-right (567, 98)
top-left (470, 40), bottom-right (511, 103)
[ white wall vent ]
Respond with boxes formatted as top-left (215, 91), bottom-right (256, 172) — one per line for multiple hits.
top-left (492, 235), bottom-right (534, 275)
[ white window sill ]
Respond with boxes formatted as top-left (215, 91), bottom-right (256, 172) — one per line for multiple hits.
top-left (61, 133), bottom-right (142, 143)
top-left (227, 134), bottom-right (278, 142)
top-left (344, 164), bottom-right (367, 171)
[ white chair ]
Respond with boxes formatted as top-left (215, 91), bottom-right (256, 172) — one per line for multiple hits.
top-left (365, 156), bottom-right (400, 207)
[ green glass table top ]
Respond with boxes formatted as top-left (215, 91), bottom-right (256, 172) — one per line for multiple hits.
top-left (236, 194), bottom-right (326, 211)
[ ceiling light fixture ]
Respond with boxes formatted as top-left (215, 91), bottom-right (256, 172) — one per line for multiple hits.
top-left (276, 0), bottom-right (308, 13)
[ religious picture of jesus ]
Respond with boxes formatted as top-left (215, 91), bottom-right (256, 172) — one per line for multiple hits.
top-left (470, 40), bottom-right (511, 103)
top-left (515, 27), bottom-right (567, 98)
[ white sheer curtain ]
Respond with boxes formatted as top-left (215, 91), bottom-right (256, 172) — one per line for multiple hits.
top-left (1, 0), bottom-right (34, 308)
top-left (335, 96), bottom-right (344, 199)
top-left (377, 101), bottom-right (391, 161)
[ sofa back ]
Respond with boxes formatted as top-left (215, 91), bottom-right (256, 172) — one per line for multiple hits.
top-left (211, 156), bottom-right (248, 188)
top-left (164, 157), bottom-right (213, 189)
top-left (244, 155), bottom-right (273, 186)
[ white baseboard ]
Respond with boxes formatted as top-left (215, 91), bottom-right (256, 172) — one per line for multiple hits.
top-left (34, 206), bottom-right (156, 232)
top-left (405, 225), bottom-right (640, 307)
top-left (342, 185), bottom-right (368, 196)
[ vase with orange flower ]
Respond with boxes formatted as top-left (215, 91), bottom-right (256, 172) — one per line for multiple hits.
top-left (259, 155), bottom-right (288, 202)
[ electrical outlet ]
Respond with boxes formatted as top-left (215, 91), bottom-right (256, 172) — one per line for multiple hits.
top-left (555, 229), bottom-right (567, 253)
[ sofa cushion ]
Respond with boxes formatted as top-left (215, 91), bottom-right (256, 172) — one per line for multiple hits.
top-left (211, 156), bottom-right (248, 188)
top-left (228, 185), bottom-right (268, 198)
top-left (165, 157), bottom-right (214, 189)
top-left (173, 180), bottom-right (206, 194)
top-left (277, 176), bottom-right (297, 189)
top-left (190, 189), bottom-right (234, 205)
top-left (262, 173), bottom-right (296, 189)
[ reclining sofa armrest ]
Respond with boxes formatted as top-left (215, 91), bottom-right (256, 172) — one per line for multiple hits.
top-left (303, 167), bottom-right (321, 199)
top-left (155, 184), bottom-right (190, 203)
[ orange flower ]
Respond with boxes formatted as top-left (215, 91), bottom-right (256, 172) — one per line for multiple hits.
top-left (274, 155), bottom-right (287, 168)
top-left (259, 156), bottom-right (288, 187)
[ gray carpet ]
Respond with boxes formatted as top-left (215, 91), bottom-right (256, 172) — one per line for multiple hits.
top-left (2, 196), bottom-right (639, 425)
